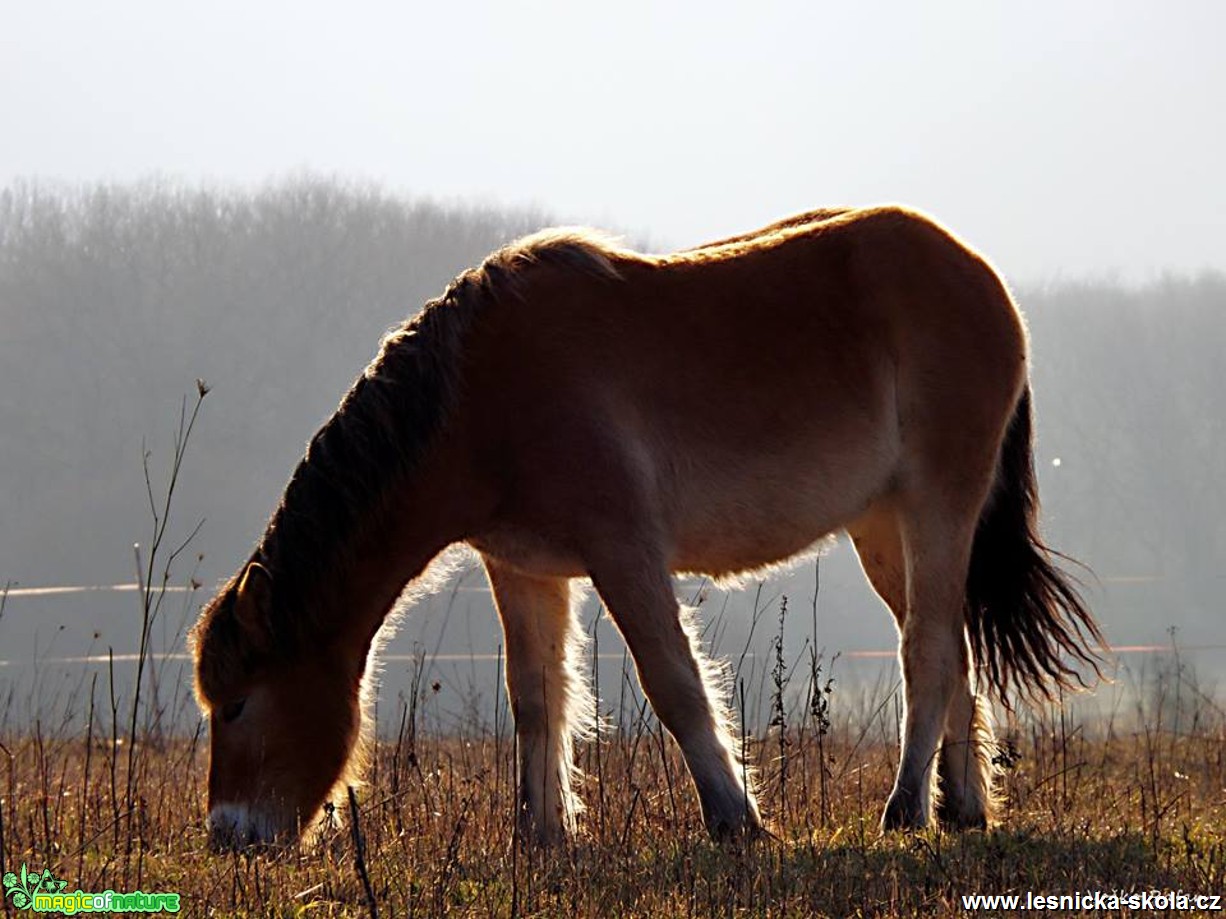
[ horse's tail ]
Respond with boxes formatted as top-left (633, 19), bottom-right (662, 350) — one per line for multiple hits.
top-left (964, 385), bottom-right (1106, 708)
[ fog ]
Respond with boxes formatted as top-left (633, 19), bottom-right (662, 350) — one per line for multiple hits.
top-left (0, 180), bottom-right (1222, 731)
top-left (3, 2), bottom-right (1224, 281)
top-left (1, 1), bottom-right (1223, 727)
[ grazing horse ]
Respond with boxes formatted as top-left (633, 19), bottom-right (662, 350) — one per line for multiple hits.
top-left (192, 205), bottom-right (1102, 849)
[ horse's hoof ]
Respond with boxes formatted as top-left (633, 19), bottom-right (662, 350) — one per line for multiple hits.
top-left (936, 799), bottom-right (988, 831)
top-left (705, 809), bottom-right (767, 845)
top-left (880, 793), bottom-right (927, 832)
top-left (708, 818), bottom-right (766, 846)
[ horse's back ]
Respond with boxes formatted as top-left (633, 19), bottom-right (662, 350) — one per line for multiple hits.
top-left (462, 206), bottom-right (1027, 578)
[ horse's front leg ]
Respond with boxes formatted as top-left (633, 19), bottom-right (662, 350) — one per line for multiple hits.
top-left (483, 556), bottom-right (591, 845)
top-left (588, 547), bottom-right (763, 841)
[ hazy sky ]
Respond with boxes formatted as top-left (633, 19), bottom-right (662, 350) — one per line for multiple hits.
top-left (3, 0), bottom-right (1223, 281)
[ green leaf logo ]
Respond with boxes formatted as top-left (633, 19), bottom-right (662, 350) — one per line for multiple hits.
top-left (4, 863), bottom-right (64, 910)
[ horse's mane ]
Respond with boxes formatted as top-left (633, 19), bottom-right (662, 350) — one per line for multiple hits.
top-left (193, 228), bottom-right (626, 693)
top-left (262, 228), bottom-right (624, 599)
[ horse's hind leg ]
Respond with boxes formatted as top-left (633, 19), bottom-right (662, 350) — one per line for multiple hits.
top-left (849, 506), bottom-right (908, 627)
top-left (937, 682), bottom-right (995, 829)
top-left (850, 506), bottom-right (995, 830)
top-left (588, 549), bottom-right (762, 840)
top-left (881, 490), bottom-right (986, 831)
top-left (483, 556), bottom-right (591, 845)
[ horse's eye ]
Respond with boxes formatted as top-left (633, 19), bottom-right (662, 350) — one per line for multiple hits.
top-left (220, 698), bottom-right (247, 723)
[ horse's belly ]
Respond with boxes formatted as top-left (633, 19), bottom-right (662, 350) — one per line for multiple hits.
top-left (472, 418), bottom-right (897, 581)
top-left (468, 528), bottom-right (589, 579)
top-left (665, 439), bottom-right (892, 577)
top-left (668, 485), bottom-right (854, 577)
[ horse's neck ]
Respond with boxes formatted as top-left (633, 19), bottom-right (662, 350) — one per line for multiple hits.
top-left (323, 440), bottom-right (483, 665)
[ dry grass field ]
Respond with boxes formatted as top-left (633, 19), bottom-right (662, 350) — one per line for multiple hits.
top-left (1, 651), bottom-right (1222, 918)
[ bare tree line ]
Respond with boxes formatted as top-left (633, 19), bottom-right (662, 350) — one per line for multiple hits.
top-left (0, 179), bottom-right (1222, 648)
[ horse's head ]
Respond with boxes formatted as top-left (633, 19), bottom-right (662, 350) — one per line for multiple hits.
top-left (191, 561), bottom-right (362, 850)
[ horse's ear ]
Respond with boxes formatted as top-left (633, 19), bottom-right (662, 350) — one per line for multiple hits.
top-left (234, 562), bottom-right (274, 646)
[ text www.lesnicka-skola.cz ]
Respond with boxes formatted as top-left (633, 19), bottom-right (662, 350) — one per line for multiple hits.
top-left (961, 890), bottom-right (1222, 912)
